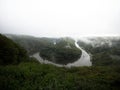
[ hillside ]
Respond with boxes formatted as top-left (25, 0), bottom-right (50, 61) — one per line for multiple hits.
top-left (6, 34), bottom-right (82, 64)
top-left (0, 34), bottom-right (120, 90)
top-left (0, 34), bottom-right (29, 65)
top-left (77, 37), bottom-right (120, 66)
top-left (6, 34), bottom-right (120, 66)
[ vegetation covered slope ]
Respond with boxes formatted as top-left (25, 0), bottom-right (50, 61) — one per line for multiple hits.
top-left (40, 38), bottom-right (81, 64)
top-left (0, 63), bottom-right (120, 90)
top-left (6, 34), bottom-right (56, 55)
top-left (77, 37), bottom-right (120, 66)
top-left (0, 35), bottom-right (120, 90)
top-left (0, 34), bottom-right (29, 65)
top-left (6, 34), bottom-right (81, 64)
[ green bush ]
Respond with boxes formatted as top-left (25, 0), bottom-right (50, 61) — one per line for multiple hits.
top-left (0, 63), bottom-right (120, 90)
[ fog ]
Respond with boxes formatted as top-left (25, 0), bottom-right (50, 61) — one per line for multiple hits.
top-left (0, 0), bottom-right (120, 38)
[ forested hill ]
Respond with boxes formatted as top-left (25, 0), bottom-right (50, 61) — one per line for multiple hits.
top-left (0, 34), bottom-right (120, 90)
top-left (77, 37), bottom-right (120, 66)
top-left (4, 34), bottom-right (120, 66)
top-left (5, 34), bottom-right (82, 64)
top-left (0, 34), bottom-right (29, 65)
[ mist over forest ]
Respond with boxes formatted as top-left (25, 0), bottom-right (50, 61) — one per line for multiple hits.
top-left (0, 0), bottom-right (120, 90)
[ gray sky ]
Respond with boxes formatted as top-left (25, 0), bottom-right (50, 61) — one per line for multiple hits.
top-left (0, 0), bottom-right (120, 38)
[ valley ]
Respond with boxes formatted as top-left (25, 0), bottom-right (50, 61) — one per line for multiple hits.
top-left (0, 34), bottom-right (120, 90)
top-left (6, 34), bottom-right (120, 67)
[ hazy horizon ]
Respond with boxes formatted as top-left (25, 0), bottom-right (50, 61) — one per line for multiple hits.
top-left (0, 0), bottom-right (120, 38)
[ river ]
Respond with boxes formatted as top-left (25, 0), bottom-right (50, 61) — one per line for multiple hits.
top-left (66, 40), bottom-right (92, 67)
top-left (31, 40), bottom-right (92, 67)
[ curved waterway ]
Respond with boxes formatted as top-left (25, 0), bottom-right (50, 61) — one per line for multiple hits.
top-left (66, 40), bottom-right (92, 67)
top-left (31, 52), bottom-right (64, 67)
top-left (31, 40), bottom-right (92, 67)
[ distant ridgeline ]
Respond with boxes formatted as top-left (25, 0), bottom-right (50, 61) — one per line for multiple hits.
top-left (6, 34), bottom-right (82, 64)
top-left (0, 34), bottom-right (29, 65)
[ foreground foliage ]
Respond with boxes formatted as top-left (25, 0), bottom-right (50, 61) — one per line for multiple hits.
top-left (0, 62), bottom-right (120, 90)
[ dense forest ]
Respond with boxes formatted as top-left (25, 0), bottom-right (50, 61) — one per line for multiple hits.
top-left (0, 34), bottom-right (120, 90)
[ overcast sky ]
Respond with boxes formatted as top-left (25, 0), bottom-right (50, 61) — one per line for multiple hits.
top-left (0, 0), bottom-right (120, 38)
